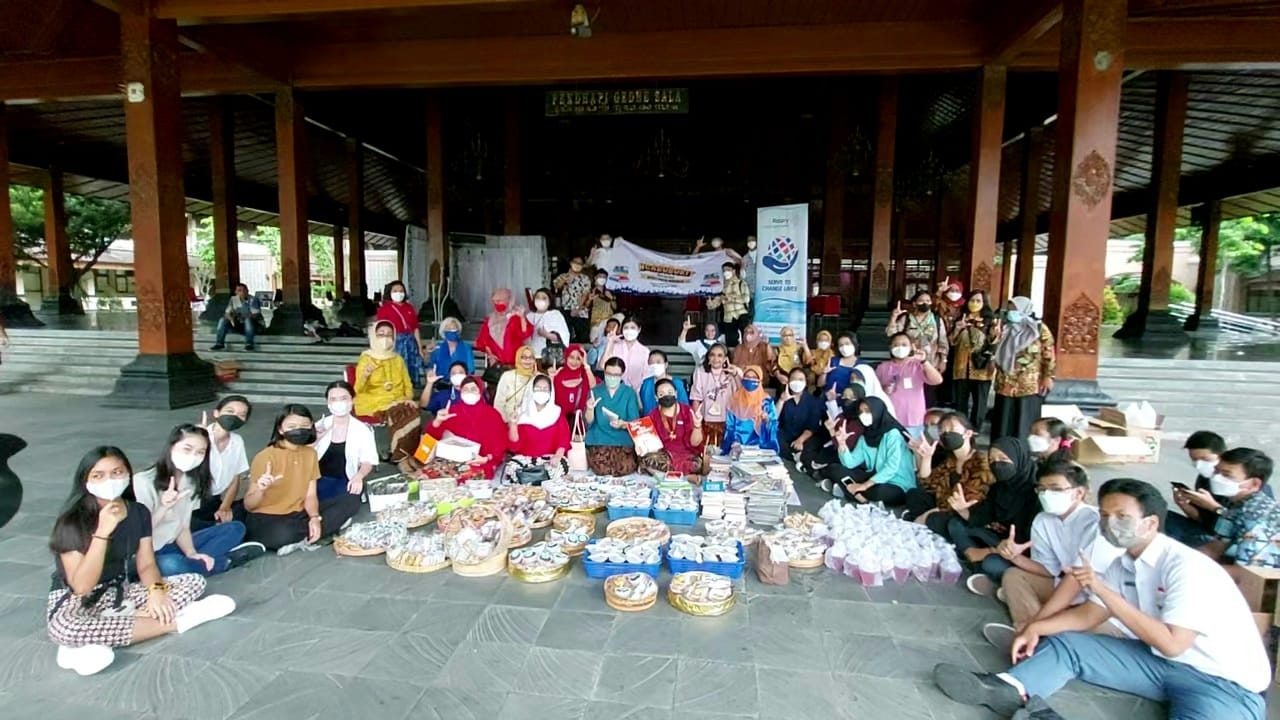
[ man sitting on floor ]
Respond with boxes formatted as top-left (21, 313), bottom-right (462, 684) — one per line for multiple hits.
top-left (934, 478), bottom-right (1269, 720)
top-left (978, 461), bottom-right (1122, 655)
top-left (211, 283), bottom-right (261, 352)
top-left (1197, 447), bottom-right (1280, 576)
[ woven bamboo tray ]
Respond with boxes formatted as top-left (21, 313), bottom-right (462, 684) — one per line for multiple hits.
top-left (552, 513), bottom-right (596, 535)
top-left (508, 559), bottom-right (572, 583)
top-left (787, 555), bottom-right (826, 569)
top-left (452, 552), bottom-right (506, 577)
top-left (442, 503), bottom-right (514, 578)
top-left (606, 593), bottom-right (657, 612)
top-left (606, 517), bottom-right (670, 546)
top-left (668, 591), bottom-right (736, 617)
top-left (530, 517), bottom-right (554, 529)
top-left (333, 539), bottom-right (386, 557)
top-left (386, 555), bottom-right (451, 574)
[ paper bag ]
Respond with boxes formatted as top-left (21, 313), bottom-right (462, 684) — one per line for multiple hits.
top-left (756, 541), bottom-right (790, 585)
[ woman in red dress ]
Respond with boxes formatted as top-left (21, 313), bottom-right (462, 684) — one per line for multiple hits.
top-left (551, 345), bottom-right (595, 428)
top-left (374, 280), bottom-right (425, 386)
top-left (501, 374), bottom-right (571, 485)
top-left (475, 288), bottom-right (533, 372)
top-left (421, 376), bottom-right (509, 480)
top-left (638, 378), bottom-right (707, 483)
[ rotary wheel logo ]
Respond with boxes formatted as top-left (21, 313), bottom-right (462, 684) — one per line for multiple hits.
top-left (762, 236), bottom-right (798, 274)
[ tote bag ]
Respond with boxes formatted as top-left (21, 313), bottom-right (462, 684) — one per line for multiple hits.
top-left (568, 411), bottom-right (589, 472)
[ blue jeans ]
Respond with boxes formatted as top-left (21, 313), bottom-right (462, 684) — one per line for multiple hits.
top-left (316, 475), bottom-right (349, 502)
top-left (155, 521), bottom-right (246, 577)
top-left (1008, 632), bottom-right (1265, 720)
top-left (215, 316), bottom-right (256, 347)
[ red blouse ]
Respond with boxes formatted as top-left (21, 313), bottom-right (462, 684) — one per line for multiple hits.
top-left (512, 419), bottom-right (572, 458)
top-left (423, 402), bottom-right (509, 478)
top-left (647, 405), bottom-right (702, 464)
top-left (376, 302), bottom-right (419, 334)
top-left (475, 315), bottom-right (534, 366)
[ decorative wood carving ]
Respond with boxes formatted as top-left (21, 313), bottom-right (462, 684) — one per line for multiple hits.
top-left (1071, 150), bottom-right (1112, 210)
top-left (973, 262), bottom-right (992, 293)
top-left (871, 262), bottom-right (888, 290)
top-left (1060, 292), bottom-right (1101, 355)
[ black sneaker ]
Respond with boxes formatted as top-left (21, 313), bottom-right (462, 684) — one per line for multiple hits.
top-left (933, 663), bottom-right (1024, 716)
top-left (244, 344), bottom-right (257, 351)
top-left (226, 541), bottom-right (266, 569)
top-left (1013, 697), bottom-right (1065, 719)
top-left (210, 344), bottom-right (226, 350)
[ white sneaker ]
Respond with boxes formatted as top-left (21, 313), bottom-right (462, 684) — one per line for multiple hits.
top-left (820, 479), bottom-right (833, 493)
top-left (56, 644), bottom-right (115, 676)
top-left (996, 587), bottom-right (1007, 604)
top-left (175, 594), bottom-right (236, 634)
top-left (982, 622), bottom-right (1017, 655)
top-left (966, 574), bottom-right (998, 598)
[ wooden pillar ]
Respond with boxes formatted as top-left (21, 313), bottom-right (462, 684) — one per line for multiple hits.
top-left (426, 94), bottom-right (446, 284)
top-left (822, 87), bottom-right (848, 294)
top-left (274, 87), bottom-right (310, 332)
top-left (107, 5), bottom-right (215, 409)
top-left (1042, 0), bottom-right (1126, 402)
top-left (346, 138), bottom-right (366, 299)
top-left (963, 66), bottom-right (1007, 297)
top-left (42, 165), bottom-right (80, 314)
top-left (1117, 71), bottom-right (1189, 339)
top-left (893, 217), bottom-right (907, 300)
top-left (0, 104), bottom-right (38, 325)
top-left (332, 222), bottom-right (345, 295)
top-left (1015, 127), bottom-right (1044, 297)
top-left (1185, 198), bottom-right (1221, 332)
top-left (999, 239), bottom-right (1014, 302)
top-left (199, 97), bottom-right (238, 324)
top-left (869, 77), bottom-right (897, 309)
top-left (504, 96), bottom-right (522, 235)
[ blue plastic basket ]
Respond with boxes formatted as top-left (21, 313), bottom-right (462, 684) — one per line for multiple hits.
top-left (650, 489), bottom-right (699, 526)
top-left (606, 503), bottom-right (652, 522)
top-left (582, 539), bottom-right (664, 579)
top-left (665, 541), bottom-right (746, 580)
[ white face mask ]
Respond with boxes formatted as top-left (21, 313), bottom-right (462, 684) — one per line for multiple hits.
top-left (1195, 458), bottom-right (1219, 479)
top-left (711, 239), bottom-right (723, 249)
top-left (817, 340), bottom-right (831, 350)
top-left (788, 379), bottom-right (806, 394)
top-left (460, 392), bottom-right (481, 406)
top-left (858, 412), bottom-right (874, 427)
top-left (450, 374), bottom-right (465, 387)
top-left (601, 239), bottom-right (612, 249)
top-left (1209, 473), bottom-right (1243, 497)
top-left (946, 291), bottom-right (962, 301)
top-left (328, 400), bottom-right (352, 417)
top-left (596, 278), bottom-right (607, 287)
top-left (87, 478), bottom-right (130, 501)
top-left (648, 363), bottom-right (666, 378)
top-left (391, 291), bottom-right (406, 302)
top-left (622, 328), bottom-right (640, 341)
top-left (890, 345), bottom-right (911, 359)
top-left (170, 451), bottom-right (205, 473)
top-left (534, 299), bottom-right (549, 312)
top-left (532, 390), bottom-right (552, 405)
top-left (1038, 489), bottom-right (1076, 516)
top-left (722, 270), bottom-right (734, 280)
top-left (747, 241), bottom-right (757, 251)
top-left (838, 345), bottom-right (855, 358)
top-left (1027, 435), bottom-right (1052, 454)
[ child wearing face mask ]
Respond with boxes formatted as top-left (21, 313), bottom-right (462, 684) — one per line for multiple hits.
top-left (133, 424), bottom-right (261, 576)
top-left (375, 280), bottom-right (426, 385)
top-left (502, 375), bottom-right (571, 485)
top-left (979, 461), bottom-right (1124, 654)
top-left (1165, 430), bottom-right (1241, 546)
top-left (245, 405), bottom-right (361, 554)
top-left (526, 287), bottom-right (571, 361)
top-left (313, 380), bottom-right (377, 502)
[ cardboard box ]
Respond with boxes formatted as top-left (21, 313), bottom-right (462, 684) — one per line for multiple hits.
top-left (1081, 404), bottom-right (1164, 464)
top-left (213, 359), bottom-right (240, 382)
top-left (435, 434), bottom-right (480, 462)
top-left (1073, 431), bottom-right (1155, 465)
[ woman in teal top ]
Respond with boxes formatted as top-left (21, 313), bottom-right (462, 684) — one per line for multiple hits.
top-left (826, 396), bottom-right (916, 505)
top-left (584, 357), bottom-right (641, 476)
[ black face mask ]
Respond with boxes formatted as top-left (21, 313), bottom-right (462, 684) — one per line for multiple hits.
top-left (940, 432), bottom-right (966, 451)
top-left (915, 303), bottom-right (932, 313)
top-left (216, 414), bottom-right (245, 432)
top-left (657, 395), bottom-right (678, 409)
top-left (991, 461), bottom-right (1017, 483)
top-left (283, 428), bottom-right (316, 446)
top-left (840, 399), bottom-right (860, 417)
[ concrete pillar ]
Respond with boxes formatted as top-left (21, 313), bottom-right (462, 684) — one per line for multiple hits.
top-left (107, 6), bottom-right (215, 409)
top-left (1042, 0), bottom-right (1127, 408)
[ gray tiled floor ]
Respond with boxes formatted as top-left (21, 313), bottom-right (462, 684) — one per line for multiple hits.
top-left (0, 393), bottom-right (1274, 719)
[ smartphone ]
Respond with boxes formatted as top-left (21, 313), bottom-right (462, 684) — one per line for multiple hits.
top-left (1170, 482), bottom-right (1191, 492)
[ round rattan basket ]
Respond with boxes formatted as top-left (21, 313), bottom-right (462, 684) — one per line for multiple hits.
top-left (603, 575), bottom-right (659, 612)
top-left (668, 591), bottom-right (736, 617)
top-left (440, 503), bottom-right (514, 578)
top-left (333, 538), bottom-right (386, 557)
top-left (552, 513), bottom-right (596, 535)
top-left (507, 558), bottom-right (572, 583)
top-left (787, 555), bottom-right (826, 570)
top-left (606, 517), bottom-right (670, 546)
top-left (386, 555), bottom-right (451, 574)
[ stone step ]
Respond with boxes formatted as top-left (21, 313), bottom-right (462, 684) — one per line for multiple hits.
top-left (1099, 379), bottom-right (1280, 399)
top-left (1099, 357), bottom-right (1280, 374)
top-left (1098, 367), bottom-right (1276, 383)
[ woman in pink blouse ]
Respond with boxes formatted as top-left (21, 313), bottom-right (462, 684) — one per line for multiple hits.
top-left (689, 342), bottom-right (735, 449)
top-left (601, 315), bottom-right (650, 390)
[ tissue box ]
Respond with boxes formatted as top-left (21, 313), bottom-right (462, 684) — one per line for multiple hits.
top-left (435, 436), bottom-right (481, 463)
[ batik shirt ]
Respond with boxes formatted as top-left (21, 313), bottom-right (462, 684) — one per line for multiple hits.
top-left (1215, 492), bottom-right (1280, 568)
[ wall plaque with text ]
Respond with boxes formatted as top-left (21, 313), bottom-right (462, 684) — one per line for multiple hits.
top-left (544, 88), bottom-right (689, 117)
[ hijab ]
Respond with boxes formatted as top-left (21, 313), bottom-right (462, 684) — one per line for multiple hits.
top-left (851, 366), bottom-right (897, 420)
top-left (941, 279), bottom-right (965, 310)
top-left (994, 296), bottom-right (1040, 374)
top-left (980, 436), bottom-right (1040, 538)
top-left (811, 329), bottom-right (834, 370)
top-left (513, 345), bottom-right (537, 379)
top-left (777, 326), bottom-right (801, 372)
top-left (517, 376), bottom-right (562, 430)
top-left (556, 345), bottom-right (590, 387)
top-left (725, 366), bottom-right (769, 426)
top-left (858, 396), bottom-right (909, 448)
top-left (364, 321), bottom-right (398, 361)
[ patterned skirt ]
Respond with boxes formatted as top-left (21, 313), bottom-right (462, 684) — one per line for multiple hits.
top-left (395, 332), bottom-right (424, 386)
top-left (47, 573), bottom-right (206, 648)
top-left (586, 445), bottom-right (638, 477)
top-left (379, 402), bottom-right (422, 465)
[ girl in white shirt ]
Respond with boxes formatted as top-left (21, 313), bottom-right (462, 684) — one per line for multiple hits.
top-left (526, 287), bottom-right (571, 360)
top-left (193, 395), bottom-right (252, 530)
top-left (313, 380), bottom-right (378, 501)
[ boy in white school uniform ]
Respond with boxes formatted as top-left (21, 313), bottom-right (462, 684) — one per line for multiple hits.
top-left (979, 461), bottom-right (1124, 653)
top-left (934, 478), bottom-right (1269, 720)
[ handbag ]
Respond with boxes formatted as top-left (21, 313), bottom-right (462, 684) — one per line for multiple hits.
top-left (970, 348), bottom-right (994, 371)
top-left (542, 341), bottom-right (566, 369)
top-left (516, 464), bottom-right (550, 486)
top-left (567, 411), bottom-right (589, 472)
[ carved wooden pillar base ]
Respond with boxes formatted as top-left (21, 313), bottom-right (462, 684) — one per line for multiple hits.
top-left (105, 353), bottom-right (217, 410)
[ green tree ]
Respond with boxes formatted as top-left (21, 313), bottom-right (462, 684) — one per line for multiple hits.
top-left (1122, 213), bottom-right (1277, 277)
top-left (1101, 286), bottom-right (1124, 324)
top-left (10, 185), bottom-right (132, 292)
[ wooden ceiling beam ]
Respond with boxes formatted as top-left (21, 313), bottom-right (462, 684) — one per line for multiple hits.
top-left (289, 22), bottom-right (987, 88)
top-left (154, 0), bottom-right (529, 22)
top-left (0, 54), bottom-right (273, 102)
top-left (1010, 16), bottom-right (1280, 69)
top-left (179, 26), bottom-right (292, 87)
top-left (986, 0), bottom-right (1063, 64)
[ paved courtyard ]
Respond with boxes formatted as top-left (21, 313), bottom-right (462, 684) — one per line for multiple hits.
top-left (0, 393), bottom-right (1272, 720)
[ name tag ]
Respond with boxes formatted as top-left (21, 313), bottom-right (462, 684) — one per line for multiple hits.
top-left (708, 406), bottom-right (722, 417)
top-left (902, 377), bottom-right (914, 390)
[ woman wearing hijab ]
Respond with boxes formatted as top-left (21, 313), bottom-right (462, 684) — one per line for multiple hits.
top-left (375, 280), bottom-right (426, 386)
top-left (731, 324), bottom-right (776, 384)
top-left (502, 374), bottom-right (571, 485)
top-left (942, 436), bottom-right (1041, 596)
top-left (807, 329), bottom-right (835, 388)
top-left (936, 277), bottom-right (967, 325)
top-left (494, 345), bottom-right (539, 423)
top-left (800, 383), bottom-right (867, 481)
top-left (638, 378), bottom-right (706, 481)
top-left (821, 396), bottom-right (916, 504)
top-left (990, 296), bottom-right (1057, 443)
top-left (551, 345), bottom-right (595, 423)
top-left (772, 326), bottom-right (812, 388)
top-left (719, 365), bottom-right (779, 453)
top-left (353, 320), bottom-right (420, 466)
top-left (526, 287), bottom-right (571, 362)
top-left (824, 364), bottom-right (896, 424)
top-left (422, 376), bottom-right (509, 480)
top-left (475, 287), bottom-right (533, 384)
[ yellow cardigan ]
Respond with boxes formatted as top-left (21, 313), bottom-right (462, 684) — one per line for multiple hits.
top-left (354, 352), bottom-right (413, 417)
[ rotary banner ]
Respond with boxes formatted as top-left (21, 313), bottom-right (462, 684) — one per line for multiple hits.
top-left (753, 204), bottom-right (810, 341)
top-left (597, 238), bottom-right (734, 297)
